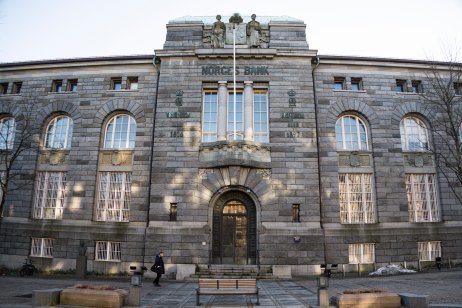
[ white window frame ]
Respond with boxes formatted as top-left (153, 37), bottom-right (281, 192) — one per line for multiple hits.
top-left (406, 173), bottom-right (440, 222)
top-left (96, 172), bottom-right (132, 222)
top-left (339, 173), bottom-right (376, 224)
top-left (95, 241), bottom-right (121, 262)
top-left (30, 238), bottom-right (53, 258)
top-left (400, 116), bottom-right (430, 151)
top-left (336, 115), bottom-right (369, 150)
top-left (349, 243), bottom-right (375, 264)
top-left (45, 115), bottom-right (73, 149)
top-left (33, 171), bottom-right (66, 219)
top-left (202, 91), bottom-right (218, 142)
top-left (0, 117), bottom-right (15, 150)
top-left (103, 114), bottom-right (136, 149)
top-left (418, 241), bottom-right (441, 261)
top-left (227, 91), bottom-right (244, 141)
top-left (253, 91), bottom-right (269, 143)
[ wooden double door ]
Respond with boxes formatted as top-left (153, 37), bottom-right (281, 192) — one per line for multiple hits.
top-left (212, 191), bottom-right (257, 265)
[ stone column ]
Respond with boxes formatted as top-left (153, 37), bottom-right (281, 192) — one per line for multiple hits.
top-left (218, 81), bottom-right (228, 141)
top-left (244, 81), bottom-right (254, 141)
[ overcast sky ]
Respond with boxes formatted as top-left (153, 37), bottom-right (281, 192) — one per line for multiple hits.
top-left (0, 0), bottom-right (461, 63)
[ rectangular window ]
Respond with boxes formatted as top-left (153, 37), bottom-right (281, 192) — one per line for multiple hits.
top-left (349, 243), bottom-right (375, 264)
top-left (111, 77), bottom-right (122, 90)
top-left (351, 78), bottom-right (363, 91)
top-left (95, 241), bottom-right (121, 262)
top-left (12, 82), bottom-right (22, 94)
top-left (0, 83), bottom-right (8, 95)
top-left (67, 79), bottom-right (78, 92)
top-left (31, 238), bottom-right (53, 258)
top-left (202, 91), bottom-right (218, 142)
top-left (406, 174), bottom-right (440, 222)
top-left (411, 80), bottom-right (423, 93)
top-left (418, 241), bottom-right (441, 261)
top-left (227, 92), bottom-right (244, 140)
top-left (334, 77), bottom-right (346, 90)
top-left (454, 82), bottom-right (462, 95)
top-left (339, 173), bottom-right (376, 224)
top-left (253, 91), bottom-right (269, 143)
top-left (396, 79), bottom-right (406, 92)
top-left (127, 77), bottom-right (138, 90)
top-left (33, 172), bottom-right (66, 219)
top-left (292, 204), bottom-right (300, 222)
top-left (96, 172), bottom-right (132, 222)
top-left (52, 80), bottom-right (63, 92)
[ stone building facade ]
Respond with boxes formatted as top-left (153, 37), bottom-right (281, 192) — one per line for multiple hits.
top-left (0, 15), bottom-right (461, 277)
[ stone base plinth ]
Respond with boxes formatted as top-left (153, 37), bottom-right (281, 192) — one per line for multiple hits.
top-left (335, 292), bottom-right (401, 308)
top-left (76, 256), bottom-right (87, 279)
top-left (60, 287), bottom-right (128, 308)
top-left (32, 288), bottom-right (62, 306)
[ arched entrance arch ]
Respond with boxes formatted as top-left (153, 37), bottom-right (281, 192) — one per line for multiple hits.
top-left (212, 190), bottom-right (257, 265)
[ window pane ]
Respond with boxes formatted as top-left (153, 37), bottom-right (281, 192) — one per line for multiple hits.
top-left (33, 172), bottom-right (66, 219)
top-left (96, 172), bottom-right (132, 222)
top-left (104, 115), bottom-right (136, 149)
top-left (253, 92), bottom-right (269, 142)
top-left (400, 117), bottom-right (428, 151)
top-left (227, 93), bottom-right (243, 140)
top-left (45, 116), bottom-right (73, 149)
top-left (406, 173), bottom-right (440, 222)
top-left (339, 173), bottom-right (375, 224)
top-left (336, 115), bottom-right (368, 150)
top-left (202, 92), bottom-right (218, 142)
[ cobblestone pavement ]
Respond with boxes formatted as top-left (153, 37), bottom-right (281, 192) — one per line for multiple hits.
top-left (0, 269), bottom-right (460, 307)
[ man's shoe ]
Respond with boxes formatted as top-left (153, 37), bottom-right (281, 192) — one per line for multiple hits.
top-left (155, 284), bottom-right (161, 287)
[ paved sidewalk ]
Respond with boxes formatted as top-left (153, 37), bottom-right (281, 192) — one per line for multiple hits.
top-left (0, 269), bottom-right (461, 307)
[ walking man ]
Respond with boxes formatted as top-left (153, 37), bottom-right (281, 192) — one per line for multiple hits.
top-left (153, 251), bottom-right (165, 287)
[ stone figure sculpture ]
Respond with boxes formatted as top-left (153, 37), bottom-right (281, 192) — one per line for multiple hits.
top-left (78, 240), bottom-right (87, 256)
top-left (211, 15), bottom-right (226, 48)
top-left (247, 14), bottom-right (261, 48)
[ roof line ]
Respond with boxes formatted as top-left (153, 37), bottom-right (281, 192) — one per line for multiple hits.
top-left (317, 54), bottom-right (461, 66)
top-left (0, 54), bottom-right (155, 68)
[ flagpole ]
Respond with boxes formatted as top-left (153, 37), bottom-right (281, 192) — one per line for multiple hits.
top-left (233, 23), bottom-right (236, 141)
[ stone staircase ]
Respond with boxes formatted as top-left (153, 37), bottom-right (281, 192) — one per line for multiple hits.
top-left (187, 264), bottom-right (274, 280)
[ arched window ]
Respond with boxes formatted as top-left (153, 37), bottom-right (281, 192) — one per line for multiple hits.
top-left (104, 114), bottom-right (136, 149)
top-left (0, 117), bottom-right (15, 150)
top-left (400, 116), bottom-right (429, 151)
top-left (45, 115), bottom-right (73, 149)
top-left (335, 115), bottom-right (369, 150)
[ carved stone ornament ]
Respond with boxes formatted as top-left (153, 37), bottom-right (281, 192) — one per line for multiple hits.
top-left (40, 150), bottom-right (68, 166)
top-left (349, 152), bottom-right (361, 167)
top-left (256, 168), bottom-right (271, 179)
top-left (100, 151), bottom-right (133, 166)
top-left (229, 13), bottom-right (243, 24)
top-left (211, 15), bottom-right (226, 48)
top-left (414, 154), bottom-right (424, 167)
top-left (199, 168), bottom-right (214, 180)
top-left (175, 89), bottom-right (184, 106)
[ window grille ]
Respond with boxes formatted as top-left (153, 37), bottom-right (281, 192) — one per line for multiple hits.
top-left (339, 173), bottom-right (376, 224)
top-left (33, 172), bottom-right (66, 219)
top-left (95, 241), bottom-right (121, 261)
top-left (406, 174), bottom-right (440, 222)
top-left (349, 243), bottom-right (375, 264)
top-left (30, 238), bottom-right (53, 258)
top-left (96, 172), bottom-right (132, 222)
top-left (418, 241), bottom-right (441, 261)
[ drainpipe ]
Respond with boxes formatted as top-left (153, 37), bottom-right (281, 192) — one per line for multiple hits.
top-left (311, 56), bottom-right (327, 267)
top-left (142, 55), bottom-right (161, 266)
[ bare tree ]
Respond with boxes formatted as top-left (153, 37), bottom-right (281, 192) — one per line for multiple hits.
top-left (0, 104), bottom-right (37, 219)
top-left (420, 53), bottom-right (462, 204)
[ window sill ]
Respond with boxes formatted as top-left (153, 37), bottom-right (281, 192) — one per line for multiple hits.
top-left (395, 92), bottom-right (424, 95)
top-left (333, 89), bottom-right (367, 93)
top-left (30, 255), bottom-right (53, 259)
top-left (94, 259), bottom-right (121, 263)
top-left (48, 91), bottom-right (78, 95)
top-left (106, 89), bottom-right (139, 92)
top-left (0, 93), bottom-right (21, 96)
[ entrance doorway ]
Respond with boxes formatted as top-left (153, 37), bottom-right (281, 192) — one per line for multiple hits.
top-left (212, 191), bottom-right (257, 265)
